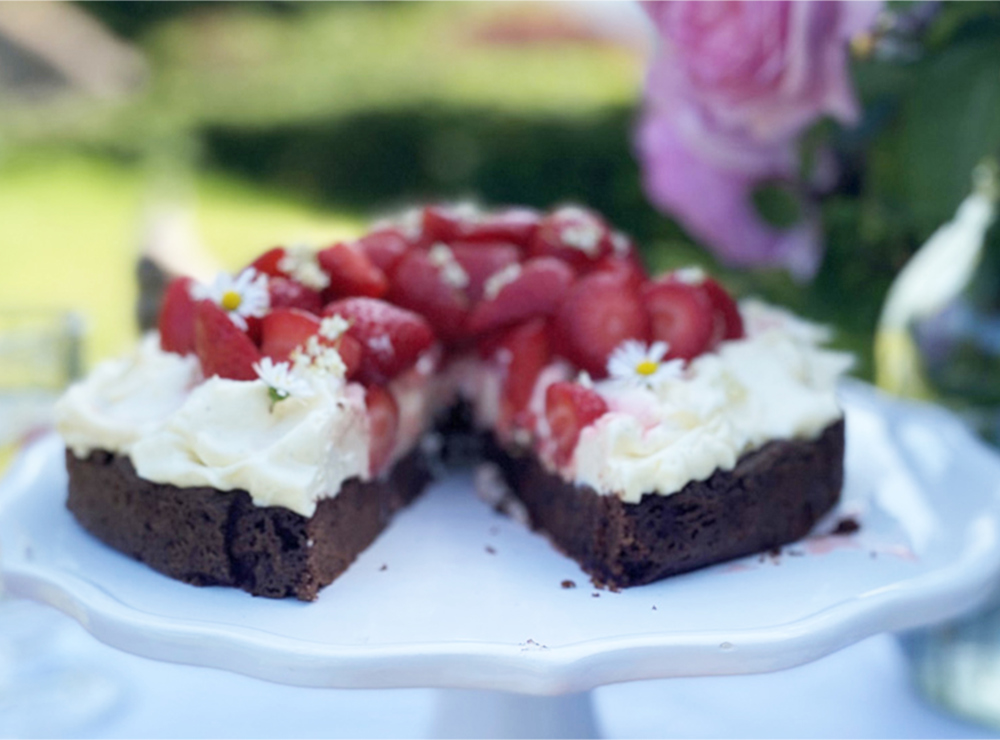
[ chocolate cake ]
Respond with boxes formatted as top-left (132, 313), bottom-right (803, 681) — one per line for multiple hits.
top-left (56, 201), bottom-right (852, 600)
top-left (66, 446), bottom-right (433, 600)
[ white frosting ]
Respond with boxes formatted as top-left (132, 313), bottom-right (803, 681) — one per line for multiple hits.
top-left (56, 300), bottom-right (850, 515)
top-left (568, 300), bottom-right (852, 502)
top-left (56, 334), bottom-right (371, 518)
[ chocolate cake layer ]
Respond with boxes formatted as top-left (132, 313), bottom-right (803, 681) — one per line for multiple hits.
top-left (65, 447), bottom-right (433, 601)
top-left (487, 420), bottom-right (845, 588)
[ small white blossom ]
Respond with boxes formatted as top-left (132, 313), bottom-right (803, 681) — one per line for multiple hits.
top-left (555, 207), bottom-right (602, 256)
top-left (428, 243), bottom-right (469, 289)
top-left (607, 340), bottom-right (684, 388)
top-left (318, 315), bottom-right (350, 341)
top-left (253, 357), bottom-right (314, 403)
top-left (191, 268), bottom-right (270, 330)
top-left (278, 245), bottom-right (330, 290)
top-left (291, 335), bottom-right (347, 379)
top-left (672, 266), bottom-right (707, 285)
top-left (610, 231), bottom-right (631, 257)
top-left (483, 263), bottom-right (522, 300)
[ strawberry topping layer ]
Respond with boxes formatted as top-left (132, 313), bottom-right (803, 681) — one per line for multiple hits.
top-left (159, 202), bottom-right (746, 476)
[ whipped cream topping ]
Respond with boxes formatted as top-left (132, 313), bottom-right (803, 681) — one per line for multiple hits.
top-left (566, 299), bottom-right (852, 503)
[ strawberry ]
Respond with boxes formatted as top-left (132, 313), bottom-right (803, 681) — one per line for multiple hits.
top-left (702, 277), bottom-right (744, 342)
top-left (642, 276), bottom-right (716, 361)
top-left (449, 241), bottom-right (521, 302)
top-left (260, 308), bottom-right (320, 362)
top-left (354, 228), bottom-right (412, 275)
top-left (387, 250), bottom-right (469, 342)
top-left (336, 333), bottom-right (363, 379)
top-left (317, 241), bottom-right (389, 301)
top-left (159, 277), bottom-right (198, 355)
top-left (365, 386), bottom-right (399, 477)
top-left (323, 297), bottom-right (435, 384)
top-left (193, 300), bottom-right (262, 381)
top-left (268, 276), bottom-right (323, 314)
top-left (592, 254), bottom-right (646, 289)
top-left (553, 271), bottom-right (650, 377)
top-left (423, 205), bottom-right (540, 247)
top-left (466, 257), bottom-right (574, 336)
top-left (249, 247), bottom-right (287, 278)
top-left (491, 318), bottom-right (552, 432)
top-left (545, 381), bottom-right (608, 467)
top-left (529, 206), bottom-right (613, 270)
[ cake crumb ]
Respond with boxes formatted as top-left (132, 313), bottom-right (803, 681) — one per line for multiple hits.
top-left (788, 549), bottom-right (804, 557)
top-left (561, 580), bottom-right (576, 589)
top-left (833, 516), bottom-right (861, 535)
top-left (870, 551), bottom-right (878, 559)
top-left (652, 605), bottom-right (657, 611)
top-left (592, 592), bottom-right (600, 598)
top-left (485, 545), bottom-right (496, 555)
top-left (489, 525), bottom-right (500, 536)
top-left (379, 564), bottom-right (388, 571)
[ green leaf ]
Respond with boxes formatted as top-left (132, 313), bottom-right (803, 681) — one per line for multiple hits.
top-left (751, 182), bottom-right (802, 229)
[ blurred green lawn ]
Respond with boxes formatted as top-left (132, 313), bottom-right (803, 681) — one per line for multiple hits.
top-left (0, 150), bottom-right (360, 368)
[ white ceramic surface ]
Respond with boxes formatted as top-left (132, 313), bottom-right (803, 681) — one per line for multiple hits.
top-left (2, 382), bottom-right (1000, 695)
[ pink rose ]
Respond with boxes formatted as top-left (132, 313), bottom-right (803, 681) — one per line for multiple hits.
top-left (638, 1), bottom-right (881, 277)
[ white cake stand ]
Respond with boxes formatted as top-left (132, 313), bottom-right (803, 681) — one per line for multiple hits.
top-left (3, 382), bottom-right (1000, 738)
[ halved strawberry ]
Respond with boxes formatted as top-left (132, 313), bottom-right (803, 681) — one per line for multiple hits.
top-left (545, 381), bottom-right (608, 467)
top-left (336, 333), bottom-right (363, 379)
top-left (492, 318), bottom-right (551, 432)
top-left (159, 277), bottom-right (197, 355)
top-left (268, 276), bottom-right (323, 314)
top-left (317, 241), bottom-right (389, 301)
top-left (249, 247), bottom-right (287, 278)
top-left (642, 277), bottom-right (716, 361)
top-left (449, 241), bottom-right (521, 302)
top-left (323, 297), bottom-right (435, 384)
top-left (365, 386), bottom-right (399, 477)
top-left (260, 308), bottom-right (321, 362)
top-left (553, 271), bottom-right (650, 377)
top-left (702, 277), bottom-right (744, 342)
top-left (354, 229), bottom-right (412, 275)
top-left (466, 257), bottom-right (574, 336)
top-left (423, 204), bottom-right (540, 247)
top-left (592, 254), bottom-right (646, 290)
top-left (387, 250), bottom-right (469, 342)
top-left (529, 206), bottom-right (613, 270)
top-left (193, 300), bottom-right (262, 381)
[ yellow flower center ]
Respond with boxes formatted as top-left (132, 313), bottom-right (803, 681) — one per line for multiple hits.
top-left (635, 359), bottom-right (658, 376)
top-left (221, 290), bottom-right (243, 311)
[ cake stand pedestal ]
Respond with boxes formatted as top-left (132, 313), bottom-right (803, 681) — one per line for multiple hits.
top-left (3, 383), bottom-right (1000, 738)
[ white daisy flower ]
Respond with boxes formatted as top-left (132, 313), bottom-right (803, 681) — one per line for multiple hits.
top-left (607, 340), bottom-right (684, 388)
top-left (253, 357), bottom-right (315, 404)
top-left (191, 268), bottom-right (270, 330)
top-left (278, 244), bottom-right (330, 291)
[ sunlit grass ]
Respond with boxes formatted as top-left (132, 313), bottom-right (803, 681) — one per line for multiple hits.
top-left (0, 150), bottom-right (360, 368)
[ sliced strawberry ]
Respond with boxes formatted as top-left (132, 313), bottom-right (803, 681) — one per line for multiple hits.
top-left (553, 271), bottom-right (650, 377)
top-left (592, 254), bottom-right (646, 290)
top-left (491, 318), bottom-right (551, 432)
top-left (423, 204), bottom-right (540, 247)
top-left (323, 297), bottom-right (435, 384)
top-left (702, 277), bottom-right (744, 342)
top-left (529, 206), bottom-right (613, 270)
top-left (545, 381), bottom-right (608, 467)
top-left (449, 241), bottom-right (521, 302)
top-left (193, 300), bottom-right (262, 381)
top-left (466, 257), bottom-right (574, 336)
top-left (317, 241), bottom-right (389, 301)
top-left (642, 277), bottom-right (715, 361)
top-left (365, 386), bottom-right (399, 477)
top-left (334, 333), bottom-right (363, 379)
top-left (268, 276), bottom-right (323, 314)
top-left (354, 228), bottom-right (412, 275)
top-left (260, 308), bottom-right (321, 362)
top-left (387, 250), bottom-right (469, 342)
top-left (159, 277), bottom-right (198, 355)
top-left (250, 247), bottom-right (287, 278)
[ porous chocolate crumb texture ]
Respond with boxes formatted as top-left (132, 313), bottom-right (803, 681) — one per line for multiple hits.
top-left (65, 418), bottom-right (843, 599)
